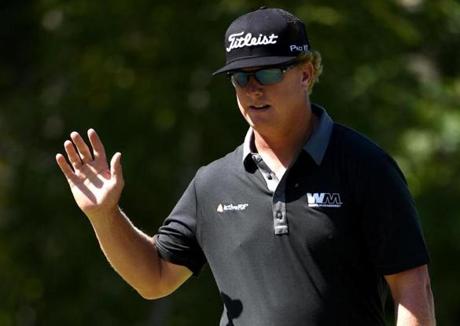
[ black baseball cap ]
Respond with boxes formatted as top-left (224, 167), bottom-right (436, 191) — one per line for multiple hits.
top-left (213, 7), bottom-right (311, 75)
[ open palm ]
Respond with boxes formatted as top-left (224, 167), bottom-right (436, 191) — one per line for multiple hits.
top-left (56, 129), bottom-right (124, 219)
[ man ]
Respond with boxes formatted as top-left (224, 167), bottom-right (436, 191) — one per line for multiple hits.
top-left (56, 7), bottom-right (435, 326)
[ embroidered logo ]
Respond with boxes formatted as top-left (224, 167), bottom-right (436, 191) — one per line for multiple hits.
top-left (307, 193), bottom-right (343, 208)
top-left (226, 31), bottom-right (278, 52)
top-left (289, 44), bottom-right (309, 53)
top-left (217, 203), bottom-right (249, 212)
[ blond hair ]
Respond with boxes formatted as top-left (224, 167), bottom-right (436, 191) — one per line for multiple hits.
top-left (297, 50), bottom-right (323, 94)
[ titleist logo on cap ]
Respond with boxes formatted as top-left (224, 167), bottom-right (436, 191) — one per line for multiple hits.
top-left (226, 31), bottom-right (279, 53)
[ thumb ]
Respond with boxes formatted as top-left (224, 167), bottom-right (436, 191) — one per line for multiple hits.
top-left (110, 152), bottom-right (124, 184)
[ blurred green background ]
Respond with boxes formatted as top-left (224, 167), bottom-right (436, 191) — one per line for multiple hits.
top-left (1, 0), bottom-right (459, 325)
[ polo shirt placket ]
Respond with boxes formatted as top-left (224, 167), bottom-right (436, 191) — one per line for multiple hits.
top-left (251, 152), bottom-right (288, 234)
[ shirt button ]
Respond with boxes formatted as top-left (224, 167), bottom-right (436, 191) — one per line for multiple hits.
top-left (294, 183), bottom-right (299, 188)
top-left (276, 211), bottom-right (283, 219)
top-left (267, 174), bottom-right (273, 180)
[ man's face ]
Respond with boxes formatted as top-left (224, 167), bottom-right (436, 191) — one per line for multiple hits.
top-left (233, 62), bottom-right (313, 137)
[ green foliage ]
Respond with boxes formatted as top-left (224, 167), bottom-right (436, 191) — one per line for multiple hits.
top-left (1, 0), bottom-right (459, 324)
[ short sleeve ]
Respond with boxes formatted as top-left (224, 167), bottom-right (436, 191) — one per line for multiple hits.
top-left (357, 152), bottom-right (430, 275)
top-left (154, 174), bottom-right (206, 275)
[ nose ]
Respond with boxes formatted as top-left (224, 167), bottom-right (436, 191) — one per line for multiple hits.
top-left (244, 76), bottom-right (263, 96)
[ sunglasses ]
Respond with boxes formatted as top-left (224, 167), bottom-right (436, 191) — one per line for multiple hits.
top-left (228, 63), bottom-right (297, 88)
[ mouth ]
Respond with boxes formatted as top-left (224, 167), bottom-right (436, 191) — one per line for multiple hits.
top-left (249, 104), bottom-right (271, 111)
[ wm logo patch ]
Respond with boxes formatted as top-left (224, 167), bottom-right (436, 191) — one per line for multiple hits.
top-left (307, 193), bottom-right (343, 208)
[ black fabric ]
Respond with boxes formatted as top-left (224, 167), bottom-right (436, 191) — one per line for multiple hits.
top-left (155, 123), bottom-right (429, 326)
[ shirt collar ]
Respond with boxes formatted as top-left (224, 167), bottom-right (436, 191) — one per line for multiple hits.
top-left (242, 103), bottom-right (334, 166)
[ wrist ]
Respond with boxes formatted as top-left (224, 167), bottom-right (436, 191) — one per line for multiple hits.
top-left (86, 205), bottom-right (122, 227)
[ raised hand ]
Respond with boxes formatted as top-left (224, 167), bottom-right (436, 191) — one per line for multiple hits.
top-left (56, 129), bottom-right (124, 220)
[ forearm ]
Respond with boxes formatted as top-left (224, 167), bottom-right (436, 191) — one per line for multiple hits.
top-left (385, 265), bottom-right (436, 326)
top-left (395, 284), bottom-right (436, 326)
top-left (88, 207), bottom-right (164, 298)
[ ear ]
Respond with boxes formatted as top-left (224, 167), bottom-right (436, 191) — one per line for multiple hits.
top-left (299, 62), bottom-right (314, 88)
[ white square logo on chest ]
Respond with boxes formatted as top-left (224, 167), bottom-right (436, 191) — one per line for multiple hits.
top-left (307, 193), bottom-right (342, 208)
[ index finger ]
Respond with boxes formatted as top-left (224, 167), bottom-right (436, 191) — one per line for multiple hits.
top-left (87, 128), bottom-right (107, 161)
top-left (55, 153), bottom-right (78, 185)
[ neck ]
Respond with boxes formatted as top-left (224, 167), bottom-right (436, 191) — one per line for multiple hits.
top-left (254, 104), bottom-right (316, 171)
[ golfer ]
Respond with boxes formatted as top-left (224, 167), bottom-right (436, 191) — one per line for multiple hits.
top-left (56, 7), bottom-right (436, 325)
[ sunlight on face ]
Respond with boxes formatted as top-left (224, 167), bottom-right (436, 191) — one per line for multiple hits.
top-left (234, 64), bottom-right (312, 136)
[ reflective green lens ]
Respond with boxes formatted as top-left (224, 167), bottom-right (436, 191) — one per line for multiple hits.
top-left (232, 72), bottom-right (250, 87)
top-left (231, 67), bottom-right (285, 87)
top-left (255, 68), bottom-right (284, 85)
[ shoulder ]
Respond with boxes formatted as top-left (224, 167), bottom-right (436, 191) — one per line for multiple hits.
top-left (330, 124), bottom-right (397, 165)
top-left (330, 123), bottom-right (387, 159)
top-left (328, 123), bottom-right (406, 182)
top-left (194, 145), bottom-right (244, 187)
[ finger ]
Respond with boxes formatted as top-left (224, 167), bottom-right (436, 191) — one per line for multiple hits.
top-left (70, 131), bottom-right (93, 163)
top-left (64, 140), bottom-right (82, 168)
top-left (110, 152), bottom-right (124, 184)
top-left (87, 128), bottom-right (107, 162)
top-left (56, 153), bottom-right (78, 184)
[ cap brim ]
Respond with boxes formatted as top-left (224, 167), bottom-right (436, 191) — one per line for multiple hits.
top-left (212, 56), bottom-right (298, 75)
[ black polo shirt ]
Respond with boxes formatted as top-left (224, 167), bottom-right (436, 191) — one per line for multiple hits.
top-left (155, 104), bottom-right (429, 326)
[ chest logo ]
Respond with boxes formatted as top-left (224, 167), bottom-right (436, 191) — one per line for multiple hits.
top-left (307, 193), bottom-right (343, 208)
top-left (217, 203), bottom-right (249, 213)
